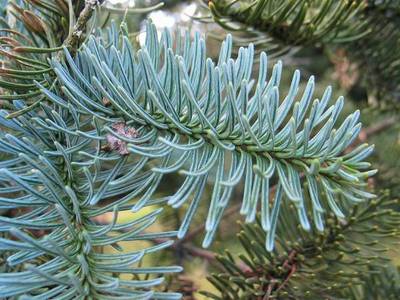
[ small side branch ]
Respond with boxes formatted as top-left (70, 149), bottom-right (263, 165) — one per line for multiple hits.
top-left (360, 116), bottom-right (397, 142)
top-left (63, 0), bottom-right (103, 54)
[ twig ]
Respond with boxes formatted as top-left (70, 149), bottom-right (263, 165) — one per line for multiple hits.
top-left (358, 116), bottom-right (397, 142)
top-left (152, 236), bottom-right (225, 271)
top-left (183, 244), bottom-right (216, 262)
top-left (63, 0), bottom-right (103, 55)
top-left (179, 202), bottom-right (242, 244)
top-left (275, 250), bottom-right (297, 293)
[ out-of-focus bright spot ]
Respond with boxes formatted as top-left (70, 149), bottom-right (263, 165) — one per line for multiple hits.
top-left (181, 3), bottom-right (197, 22)
top-left (107, 0), bottom-right (129, 4)
top-left (138, 31), bottom-right (146, 46)
top-left (138, 9), bottom-right (177, 46)
top-left (148, 10), bottom-right (176, 28)
top-left (97, 205), bottom-right (160, 224)
top-left (115, 205), bottom-right (159, 224)
top-left (106, 0), bottom-right (138, 7)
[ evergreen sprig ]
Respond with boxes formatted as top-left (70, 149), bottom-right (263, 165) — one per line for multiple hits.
top-left (201, 0), bottom-right (400, 104)
top-left (38, 20), bottom-right (376, 251)
top-left (203, 195), bottom-right (400, 299)
top-left (201, 0), bottom-right (368, 55)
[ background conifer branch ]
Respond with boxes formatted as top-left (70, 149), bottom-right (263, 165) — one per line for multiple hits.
top-left (203, 195), bottom-right (400, 299)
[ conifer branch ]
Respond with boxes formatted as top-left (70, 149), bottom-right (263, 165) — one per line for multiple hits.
top-left (39, 20), bottom-right (376, 251)
top-left (0, 1), bottom-right (395, 298)
top-left (204, 195), bottom-right (400, 299)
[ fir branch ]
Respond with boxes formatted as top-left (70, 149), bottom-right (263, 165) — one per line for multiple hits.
top-left (199, 0), bottom-right (368, 55)
top-left (345, 0), bottom-right (400, 105)
top-left (0, 2), bottom-right (396, 299)
top-left (340, 265), bottom-right (400, 300)
top-left (204, 195), bottom-right (400, 299)
top-left (201, 0), bottom-right (400, 105)
top-left (40, 20), bottom-right (376, 250)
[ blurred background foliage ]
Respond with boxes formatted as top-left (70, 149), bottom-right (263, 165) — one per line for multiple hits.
top-left (90, 1), bottom-right (400, 298)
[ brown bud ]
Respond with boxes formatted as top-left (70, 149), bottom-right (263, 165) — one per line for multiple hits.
top-left (104, 122), bottom-right (139, 155)
top-left (102, 97), bottom-right (111, 107)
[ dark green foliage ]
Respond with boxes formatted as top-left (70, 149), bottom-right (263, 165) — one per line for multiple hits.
top-left (346, 0), bottom-right (400, 104)
top-left (341, 265), bottom-right (400, 300)
top-left (203, 0), bottom-right (367, 55)
top-left (204, 195), bottom-right (400, 299)
top-left (203, 0), bottom-right (400, 104)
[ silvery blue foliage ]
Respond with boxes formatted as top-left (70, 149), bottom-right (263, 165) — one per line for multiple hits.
top-left (0, 98), bottom-right (182, 298)
top-left (42, 20), bottom-right (375, 250)
top-left (0, 18), bottom-right (375, 299)
top-left (0, 23), bottom-right (182, 300)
